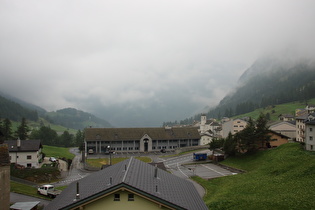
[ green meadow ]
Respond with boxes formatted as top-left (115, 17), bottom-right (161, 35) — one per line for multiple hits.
top-left (193, 143), bottom-right (315, 209)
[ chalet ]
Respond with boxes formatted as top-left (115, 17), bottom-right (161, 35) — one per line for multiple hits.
top-left (45, 157), bottom-right (208, 210)
top-left (84, 127), bottom-right (200, 154)
top-left (4, 139), bottom-right (43, 168)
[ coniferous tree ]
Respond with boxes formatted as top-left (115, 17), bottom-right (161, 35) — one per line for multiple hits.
top-left (15, 117), bottom-right (29, 140)
top-left (2, 118), bottom-right (13, 140)
top-left (255, 113), bottom-right (271, 148)
top-left (223, 132), bottom-right (237, 156)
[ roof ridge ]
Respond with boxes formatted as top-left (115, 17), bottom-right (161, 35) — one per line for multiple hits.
top-left (122, 157), bottom-right (133, 182)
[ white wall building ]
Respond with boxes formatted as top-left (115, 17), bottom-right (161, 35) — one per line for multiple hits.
top-left (222, 119), bottom-right (248, 138)
top-left (305, 120), bottom-right (315, 151)
top-left (4, 139), bottom-right (43, 168)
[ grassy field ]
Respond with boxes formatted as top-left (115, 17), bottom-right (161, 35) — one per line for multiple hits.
top-left (192, 143), bottom-right (315, 209)
top-left (42, 145), bottom-right (75, 160)
top-left (10, 181), bottom-right (66, 200)
top-left (86, 156), bottom-right (152, 168)
top-left (234, 98), bottom-right (315, 121)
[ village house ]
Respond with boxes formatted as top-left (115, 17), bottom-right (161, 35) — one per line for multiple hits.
top-left (45, 157), bottom-right (208, 210)
top-left (305, 119), bottom-right (315, 151)
top-left (278, 114), bottom-right (295, 122)
top-left (4, 139), bottom-right (43, 168)
top-left (222, 118), bottom-right (248, 138)
top-left (267, 130), bottom-right (290, 148)
top-left (84, 127), bottom-right (200, 155)
top-left (269, 121), bottom-right (296, 140)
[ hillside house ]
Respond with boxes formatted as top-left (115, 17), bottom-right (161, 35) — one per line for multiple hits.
top-left (278, 114), bottom-right (295, 122)
top-left (296, 113), bottom-right (315, 142)
top-left (84, 127), bottom-right (200, 154)
top-left (269, 121), bottom-right (296, 140)
top-left (305, 119), bottom-right (315, 151)
top-left (4, 139), bottom-right (43, 168)
top-left (45, 157), bottom-right (208, 210)
top-left (222, 118), bottom-right (248, 138)
top-left (267, 130), bottom-right (290, 148)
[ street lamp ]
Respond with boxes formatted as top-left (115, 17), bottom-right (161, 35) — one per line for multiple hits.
top-left (107, 146), bottom-right (111, 166)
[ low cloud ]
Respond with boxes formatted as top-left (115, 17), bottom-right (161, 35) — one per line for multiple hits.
top-left (0, 0), bottom-right (314, 126)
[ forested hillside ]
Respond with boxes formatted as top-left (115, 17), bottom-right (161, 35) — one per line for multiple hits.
top-left (44, 108), bottom-right (112, 129)
top-left (0, 95), bottom-right (38, 121)
top-left (165, 57), bottom-right (315, 126)
top-left (215, 60), bottom-right (315, 118)
top-left (0, 94), bottom-right (112, 130)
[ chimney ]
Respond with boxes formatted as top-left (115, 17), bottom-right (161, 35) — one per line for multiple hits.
top-left (17, 139), bottom-right (21, 148)
top-left (74, 182), bottom-right (80, 201)
top-left (154, 164), bottom-right (158, 178)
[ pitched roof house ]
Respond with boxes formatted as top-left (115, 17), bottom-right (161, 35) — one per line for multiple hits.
top-left (45, 157), bottom-right (208, 210)
top-left (4, 139), bottom-right (43, 168)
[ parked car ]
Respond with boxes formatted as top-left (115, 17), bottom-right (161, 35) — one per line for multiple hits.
top-left (37, 184), bottom-right (61, 198)
top-left (49, 157), bottom-right (57, 162)
top-left (88, 149), bottom-right (94, 154)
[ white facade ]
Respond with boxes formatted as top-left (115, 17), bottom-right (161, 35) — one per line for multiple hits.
top-left (305, 122), bottom-right (315, 151)
top-left (200, 133), bottom-right (212, 145)
top-left (222, 119), bottom-right (247, 138)
top-left (9, 150), bottom-right (42, 168)
top-left (269, 121), bottom-right (296, 140)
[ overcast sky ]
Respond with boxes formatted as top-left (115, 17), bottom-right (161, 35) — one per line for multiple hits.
top-left (1, 0), bottom-right (315, 126)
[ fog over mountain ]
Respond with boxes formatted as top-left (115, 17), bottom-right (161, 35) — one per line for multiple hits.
top-left (1, 1), bottom-right (315, 127)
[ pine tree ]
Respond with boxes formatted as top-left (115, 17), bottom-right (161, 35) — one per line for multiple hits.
top-left (2, 118), bottom-right (13, 139)
top-left (15, 117), bottom-right (30, 140)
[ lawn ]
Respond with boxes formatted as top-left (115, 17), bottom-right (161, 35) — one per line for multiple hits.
top-left (192, 143), bottom-right (315, 209)
top-left (10, 181), bottom-right (66, 200)
top-left (42, 145), bottom-right (75, 160)
top-left (86, 156), bottom-right (152, 168)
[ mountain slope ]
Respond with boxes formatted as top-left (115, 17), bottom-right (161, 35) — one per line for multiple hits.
top-left (0, 94), bottom-right (113, 130)
top-left (0, 94), bottom-right (38, 121)
top-left (206, 57), bottom-right (315, 119)
top-left (45, 108), bottom-right (112, 129)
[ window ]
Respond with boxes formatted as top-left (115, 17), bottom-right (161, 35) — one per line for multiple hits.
top-left (27, 155), bottom-right (32, 159)
top-left (311, 145), bottom-right (314, 150)
top-left (128, 194), bottom-right (134, 201)
top-left (114, 194), bottom-right (120, 201)
top-left (310, 128), bottom-right (313, 132)
top-left (27, 163), bottom-right (32, 168)
top-left (310, 136), bottom-right (313, 141)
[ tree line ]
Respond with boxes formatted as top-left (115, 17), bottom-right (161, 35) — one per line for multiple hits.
top-left (0, 117), bottom-right (84, 148)
top-left (209, 113), bottom-right (270, 156)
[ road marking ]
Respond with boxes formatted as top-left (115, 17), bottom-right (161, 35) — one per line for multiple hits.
top-left (201, 164), bottom-right (226, 176)
top-left (177, 163), bottom-right (189, 178)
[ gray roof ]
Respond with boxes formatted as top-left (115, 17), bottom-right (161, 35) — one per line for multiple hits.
top-left (4, 140), bottom-right (42, 152)
top-left (45, 158), bottom-right (207, 210)
top-left (85, 127), bottom-right (200, 141)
